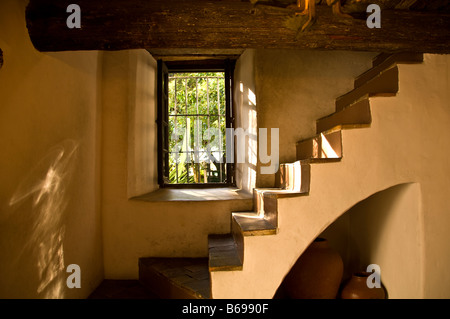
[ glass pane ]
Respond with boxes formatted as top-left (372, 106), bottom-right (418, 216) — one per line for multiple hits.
top-left (175, 78), bottom-right (186, 115)
top-left (168, 116), bottom-right (176, 151)
top-left (197, 77), bottom-right (208, 115)
top-left (220, 116), bottom-right (227, 151)
top-left (209, 116), bottom-right (221, 157)
top-left (219, 77), bottom-right (226, 115)
top-left (171, 116), bottom-right (186, 155)
top-left (186, 77), bottom-right (197, 115)
top-left (166, 72), bottom-right (229, 184)
top-left (208, 77), bottom-right (219, 115)
top-left (188, 116), bottom-right (201, 153)
top-left (168, 78), bottom-right (176, 115)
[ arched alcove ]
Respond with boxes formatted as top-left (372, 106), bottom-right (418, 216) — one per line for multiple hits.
top-left (276, 183), bottom-right (423, 299)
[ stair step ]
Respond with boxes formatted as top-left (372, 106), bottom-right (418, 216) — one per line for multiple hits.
top-left (335, 66), bottom-right (398, 112)
top-left (296, 129), bottom-right (342, 161)
top-left (208, 234), bottom-right (242, 271)
top-left (355, 53), bottom-right (423, 88)
top-left (316, 98), bottom-right (372, 134)
top-left (372, 53), bottom-right (392, 68)
top-left (139, 257), bottom-right (210, 299)
top-left (278, 161), bottom-right (310, 193)
top-left (371, 52), bottom-right (423, 68)
top-left (233, 213), bottom-right (277, 236)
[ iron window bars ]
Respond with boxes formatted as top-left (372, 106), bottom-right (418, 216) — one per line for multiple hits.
top-left (157, 60), bottom-right (235, 188)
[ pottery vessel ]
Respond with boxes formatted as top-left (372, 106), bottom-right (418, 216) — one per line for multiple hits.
top-left (340, 271), bottom-right (386, 299)
top-left (284, 237), bottom-right (344, 299)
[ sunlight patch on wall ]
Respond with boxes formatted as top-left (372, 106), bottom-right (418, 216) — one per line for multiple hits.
top-left (8, 139), bottom-right (79, 298)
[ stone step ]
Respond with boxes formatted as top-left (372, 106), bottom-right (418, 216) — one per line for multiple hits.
top-left (335, 66), bottom-right (398, 112)
top-left (296, 129), bottom-right (342, 161)
top-left (371, 52), bottom-right (392, 68)
top-left (232, 212), bottom-right (277, 236)
top-left (355, 53), bottom-right (423, 88)
top-left (208, 234), bottom-right (242, 271)
top-left (139, 257), bottom-right (210, 299)
top-left (316, 98), bottom-right (372, 134)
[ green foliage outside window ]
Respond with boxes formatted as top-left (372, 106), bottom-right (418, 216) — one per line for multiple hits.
top-left (168, 72), bottom-right (227, 184)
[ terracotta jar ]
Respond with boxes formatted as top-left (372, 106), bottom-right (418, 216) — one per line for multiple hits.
top-left (284, 237), bottom-right (344, 299)
top-left (340, 272), bottom-right (386, 299)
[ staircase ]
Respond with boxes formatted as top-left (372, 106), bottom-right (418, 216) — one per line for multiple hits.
top-left (138, 52), bottom-right (424, 299)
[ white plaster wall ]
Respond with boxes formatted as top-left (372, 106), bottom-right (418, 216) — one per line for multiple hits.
top-left (321, 183), bottom-right (422, 299)
top-left (211, 53), bottom-right (450, 299)
top-left (0, 0), bottom-right (103, 298)
top-left (234, 49), bottom-right (258, 193)
top-left (101, 50), bottom-right (253, 278)
top-left (254, 50), bottom-right (376, 187)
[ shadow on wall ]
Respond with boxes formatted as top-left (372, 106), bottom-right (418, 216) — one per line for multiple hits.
top-left (275, 183), bottom-right (423, 299)
top-left (321, 182), bottom-right (423, 298)
top-left (1, 140), bottom-right (79, 298)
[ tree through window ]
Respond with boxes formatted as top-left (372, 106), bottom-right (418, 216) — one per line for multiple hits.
top-left (157, 60), bottom-right (235, 187)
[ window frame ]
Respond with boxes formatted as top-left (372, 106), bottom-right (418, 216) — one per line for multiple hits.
top-left (157, 59), bottom-right (236, 189)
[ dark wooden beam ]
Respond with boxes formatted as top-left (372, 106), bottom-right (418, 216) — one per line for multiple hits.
top-left (148, 49), bottom-right (244, 61)
top-left (26, 0), bottom-right (450, 53)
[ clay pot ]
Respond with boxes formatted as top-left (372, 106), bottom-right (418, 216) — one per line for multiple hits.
top-left (340, 272), bottom-right (386, 299)
top-left (283, 237), bottom-right (344, 299)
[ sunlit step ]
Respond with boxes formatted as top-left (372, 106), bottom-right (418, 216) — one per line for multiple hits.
top-left (296, 129), bottom-right (342, 161)
top-left (232, 213), bottom-right (277, 236)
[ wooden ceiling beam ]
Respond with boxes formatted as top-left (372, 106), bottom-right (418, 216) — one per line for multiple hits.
top-left (26, 0), bottom-right (450, 53)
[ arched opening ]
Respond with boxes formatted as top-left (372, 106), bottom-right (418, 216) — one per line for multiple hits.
top-left (275, 183), bottom-right (423, 299)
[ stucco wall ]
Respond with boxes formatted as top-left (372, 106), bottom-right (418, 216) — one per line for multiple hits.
top-left (0, 0), bottom-right (103, 298)
top-left (254, 49), bottom-right (376, 187)
top-left (321, 183), bottom-right (422, 298)
top-left (101, 50), bottom-right (253, 279)
top-left (234, 49), bottom-right (258, 193)
top-left (212, 52), bottom-right (450, 299)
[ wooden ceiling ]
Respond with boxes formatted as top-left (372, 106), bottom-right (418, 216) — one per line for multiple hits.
top-left (26, 0), bottom-right (450, 59)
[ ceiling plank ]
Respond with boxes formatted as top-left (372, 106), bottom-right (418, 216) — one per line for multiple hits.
top-left (26, 0), bottom-right (450, 53)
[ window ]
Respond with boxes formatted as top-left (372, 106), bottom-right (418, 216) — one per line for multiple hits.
top-left (157, 60), bottom-right (235, 187)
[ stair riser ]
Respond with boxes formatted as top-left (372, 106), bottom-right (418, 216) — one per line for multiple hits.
top-left (316, 98), bottom-right (372, 134)
top-left (253, 188), bottom-right (264, 216)
top-left (139, 268), bottom-right (200, 299)
top-left (279, 162), bottom-right (311, 193)
top-left (356, 53), bottom-right (423, 89)
top-left (336, 66), bottom-right (398, 112)
top-left (297, 131), bottom-right (342, 161)
top-left (139, 258), bottom-right (209, 299)
top-left (263, 194), bottom-right (278, 228)
top-left (231, 218), bottom-right (244, 265)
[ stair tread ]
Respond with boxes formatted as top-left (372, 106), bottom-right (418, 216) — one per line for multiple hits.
top-left (139, 257), bottom-right (210, 299)
top-left (253, 188), bottom-right (307, 198)
top-left (372, 52), bottom-right (423, 68)
top-left (233, 214), bottom-right (277, 236)
top-left (299, 158), bottom-right (341, 164)
top-left (208, 234), bottom-right (242, 271)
